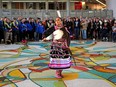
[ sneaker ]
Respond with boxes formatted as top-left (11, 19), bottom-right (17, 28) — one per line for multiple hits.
top-left (93, 38), bottom-right (95, 41)
top-left (106, 37), bottom-right (108, 41)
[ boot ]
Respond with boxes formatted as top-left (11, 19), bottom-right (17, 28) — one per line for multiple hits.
top-left (59, 70), bottom-right (63, 78)
top-left (55, 70), bottom-right (62, 78)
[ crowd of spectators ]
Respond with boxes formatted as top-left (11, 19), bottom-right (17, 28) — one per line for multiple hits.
top-left (0, 16), bottom-right (116, 44)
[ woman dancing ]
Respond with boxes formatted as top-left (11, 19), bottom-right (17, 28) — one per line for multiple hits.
top-left (43, 17), bottom-right (72, 78)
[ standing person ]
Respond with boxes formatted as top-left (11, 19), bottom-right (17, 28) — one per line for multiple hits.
top-left (42, 19), bottom-right (55, 41)
top-left (25, 19), bottom-right (33, 41)
top-left (74, 17), bottom-right (80, 40)
top-left (30, 18), bottom-right (36, 40)
top-left (43, 17), bottom-right (71, 78)
top-left (4, 18), bottom-right (12, 44)
top-left (38, 22), bottom-right (45, 40)
top-left (66, 17), bottom-right (73, 36)
top-left (17, 16), bottom-right (22, 42)
top-left (94, 18), bottom-right (100, 40)
top-left (46, 19), bottom-right (55, 30)
top-left (35, 19), bottom-right (40, 41)
top-left (0, 18), bottom-right (4, 43)
top-left (81, 19), bottom-right (88, 40)
top-left (101, 21), bottom-right (110, 41)
top-left (20, 18), bottom-right (28, 46)
top-left (87, 18), bottom-right (94, 39)
top-left (35, 22), bottom-right (45, 41)
top-left (112, 22), bottom-right (116, 42)
top-left (11, 18), bottom-right (20, 43)
top-left (92, 18), bottom-right (96, 40)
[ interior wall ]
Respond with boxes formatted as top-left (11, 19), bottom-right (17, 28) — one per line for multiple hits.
top-left (86, 3), bottom-right (104, 10)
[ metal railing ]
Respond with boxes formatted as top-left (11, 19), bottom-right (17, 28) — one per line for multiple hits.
top-left (0, 9), bottom-right (113, 19)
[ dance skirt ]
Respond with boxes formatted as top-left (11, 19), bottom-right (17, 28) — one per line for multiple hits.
top-left (49, 41), bottom-right (72, 69)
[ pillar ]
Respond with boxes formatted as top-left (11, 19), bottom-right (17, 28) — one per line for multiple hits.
top-left (24, 2), bottom-right (26, 9)
top-left (0, 0), bottom-right (2, 17)
top-left (66, 0), bottom-right (70, 17)
top-left (46, 0), bottom-right (48, 11)
top-left (7, 2), bottom-right (12, 9)
top-left (0, 0), bottom-right (2, 8)
top-left (106, 0), bottom-right (116, 18)
top-left (36, 2), bottom-right (39, 9)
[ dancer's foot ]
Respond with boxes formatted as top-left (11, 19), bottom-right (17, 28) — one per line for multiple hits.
top-left (59, 70), bottom-right (63, 78)
top-left (55, 70), bottom-right (62, 78)
top-left (60, 74), bottom-right (63, 78)
top-left (55, 74), bottom-right (62, 78)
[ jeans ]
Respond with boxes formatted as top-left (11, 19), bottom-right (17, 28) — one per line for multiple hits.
top-left (81, 30), bottom-right (87, 39)
top-left (112, 32), bottom-right (116, 42)
top-left (74, 28), bottom-right (80, 39)
top-left (35, 32), bottom-right (39, 41)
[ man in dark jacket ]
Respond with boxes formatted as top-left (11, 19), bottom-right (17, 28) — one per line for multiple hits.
top-left (0, 18), bottom-right (4, 43)
top-left (74, 17), bottom-right (81, 39)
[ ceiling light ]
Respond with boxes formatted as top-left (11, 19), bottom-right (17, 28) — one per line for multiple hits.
top-left (96, 0), bottom-right (106, 6)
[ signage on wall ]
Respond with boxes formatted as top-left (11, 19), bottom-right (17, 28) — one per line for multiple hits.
top-left (75, 2), bottom-right (82, 10)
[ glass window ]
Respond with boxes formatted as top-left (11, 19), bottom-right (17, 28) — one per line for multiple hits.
top-left (49, 2), bottom-right (66, 10)
top-left (11, 2), bottom-right (24, 9)
top-left (59, 2), bottom-right (66, 10)
top-left (3, 2), bottom-right (7, 9)
top-left (12, 2), bottom-right (16, 9)
top-left (25, 3), bottom-right (36, 9)
top-left (39, 2), bottom-right (45, 10)
top-left (49, 2), bottom-right (55, 10)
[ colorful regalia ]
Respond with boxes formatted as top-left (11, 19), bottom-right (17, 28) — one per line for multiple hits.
top-left (43, 26), bottom-right (72, 70)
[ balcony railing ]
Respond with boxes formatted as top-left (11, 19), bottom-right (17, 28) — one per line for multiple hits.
top-left (0, 9), bottom-right (113, 19)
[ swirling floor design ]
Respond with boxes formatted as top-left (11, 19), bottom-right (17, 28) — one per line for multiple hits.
top-left (0, 40), bottom-right (116, 87)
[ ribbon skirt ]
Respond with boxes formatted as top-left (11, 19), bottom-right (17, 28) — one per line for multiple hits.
top-left (49, 41), bottom-right (71, 69)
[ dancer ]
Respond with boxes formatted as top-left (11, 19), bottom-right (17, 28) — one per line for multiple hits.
top-left (43, 17), bottom-right (71, 78)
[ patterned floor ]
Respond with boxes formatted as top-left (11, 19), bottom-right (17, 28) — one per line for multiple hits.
top-left (0, 40), bottom-right (116, 87)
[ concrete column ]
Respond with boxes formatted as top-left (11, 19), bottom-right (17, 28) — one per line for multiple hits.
top-left (106, 0), bottom-right (116, 18)
top-left (7, 2), bottom-right (12, 9)
top-left (46, 0), bottom-right (48, 11)
top-left (24, 2), bottom-right (26, 9)
top-left (0, 0), bottom-right (2, 17)
top-left (0, 0), bottom-right (2, 8)
top-left (66, 0), bottom-right (70, 17)
top-left (36, 2), bottom-right (39, 9)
